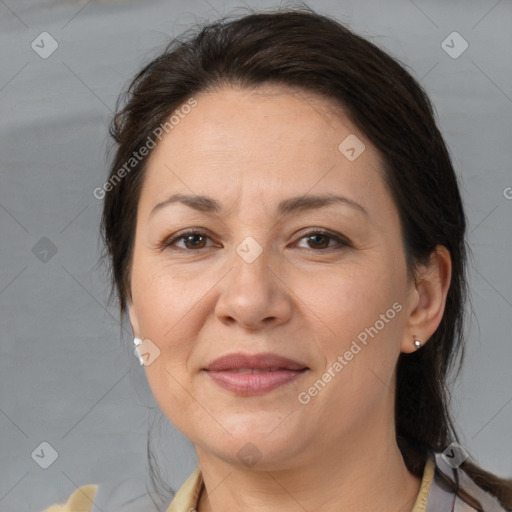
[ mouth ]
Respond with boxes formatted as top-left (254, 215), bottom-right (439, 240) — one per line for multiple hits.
top-left (203, 352), bottom-right (309, 395)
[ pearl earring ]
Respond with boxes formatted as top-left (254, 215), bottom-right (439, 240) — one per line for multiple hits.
top-left (133, 337), bottom-right (144, 365)
top-left (414, 339), bottom-right (422, 350)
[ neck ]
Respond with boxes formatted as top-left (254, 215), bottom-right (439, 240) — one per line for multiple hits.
top-left (195, 424), bottom-right (422, 512)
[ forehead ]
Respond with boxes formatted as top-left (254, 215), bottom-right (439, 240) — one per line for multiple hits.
top-left (138, 84), bottom-right (388, 216)
top-left (165, 84), bottom-right (357, 155)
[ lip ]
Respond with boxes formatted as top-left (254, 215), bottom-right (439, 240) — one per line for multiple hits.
top-left (203, 352), bottom-right (309, 396)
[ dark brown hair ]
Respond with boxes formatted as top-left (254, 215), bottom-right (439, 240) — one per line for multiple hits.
top-left (100, 5), bottom-right (512, 511)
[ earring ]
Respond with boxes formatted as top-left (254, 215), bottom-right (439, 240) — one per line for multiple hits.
top-left (134, 337), bottom-right (144, 365)
top-left (414, 339), bottom-right (422, 350)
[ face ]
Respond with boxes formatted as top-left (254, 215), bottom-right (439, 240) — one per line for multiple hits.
top-left (128, 85), bottom-right (418, 471)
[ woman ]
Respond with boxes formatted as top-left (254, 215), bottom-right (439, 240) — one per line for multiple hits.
top-left (44, 7), bottom-right (512, 512)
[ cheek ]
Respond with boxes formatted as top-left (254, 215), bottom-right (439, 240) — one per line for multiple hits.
top-left (295, 261), bottom-right (406, 409)
top-left (130, 267), bottom-right (206, 423)
top-left (304, 261), bottom-right (405, 349)
top-left (131, 259), bottom-right (206, 345)
top-left (133, 270), bottom-right (206, 424)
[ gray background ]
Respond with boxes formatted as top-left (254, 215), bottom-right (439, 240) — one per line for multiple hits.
top-left (1, 0), bottom-right (511, 510)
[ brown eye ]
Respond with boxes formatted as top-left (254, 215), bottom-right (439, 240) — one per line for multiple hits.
top-left (161, 229), bottom-right (350, 253)
top-left (161, 230), bottom-right (214, 251)
top-left (181, 233), bottom-right (208, 249)
top-left (296, 230), bottom-right (350, 251)
top-left (306, 234), bottom-right (331, 249)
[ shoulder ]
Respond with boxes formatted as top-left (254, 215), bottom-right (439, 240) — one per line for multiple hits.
top-left (42, 484), bottom-right (97, 512)
top-left (42, 476), bottom-right (157, 512)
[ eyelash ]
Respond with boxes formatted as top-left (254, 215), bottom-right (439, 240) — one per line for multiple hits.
top-left (159, 229), bottom-right (351, 253)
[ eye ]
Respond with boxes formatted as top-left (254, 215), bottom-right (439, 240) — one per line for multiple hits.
top-left (161, 230), bottom-right (214, 251)
top-left (160, 229), bottom-right (350, 252)
top-left (295, 230), bottom-right (350, 251)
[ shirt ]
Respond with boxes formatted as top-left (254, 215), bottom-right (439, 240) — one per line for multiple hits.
top-left (42, 450), bottom-right (507, 512)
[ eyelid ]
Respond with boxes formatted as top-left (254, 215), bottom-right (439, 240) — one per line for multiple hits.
top-left (159, 227), bottom-right (352, 252)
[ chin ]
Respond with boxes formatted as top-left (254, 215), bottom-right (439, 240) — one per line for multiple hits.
top-left (195, 417), bottom-right (310, 469)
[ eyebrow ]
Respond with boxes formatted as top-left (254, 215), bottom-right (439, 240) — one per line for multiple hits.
top-left (148, 192), bottom-right (368, 220)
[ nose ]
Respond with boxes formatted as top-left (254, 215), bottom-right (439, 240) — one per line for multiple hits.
top-left (214, 247), bottom-right (293, 331)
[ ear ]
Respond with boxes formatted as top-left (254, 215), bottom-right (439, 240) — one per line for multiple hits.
top-left (400, 246), bottom-right (452, 354)
top-left (127, 299), bottom-right (141, 338)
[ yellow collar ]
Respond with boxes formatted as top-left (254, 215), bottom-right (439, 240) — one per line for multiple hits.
top-left (167, 456), bottom-right (436, 512)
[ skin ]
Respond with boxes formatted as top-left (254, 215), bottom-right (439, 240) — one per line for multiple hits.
top-left (128, 84), bottom-right (452, 512)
